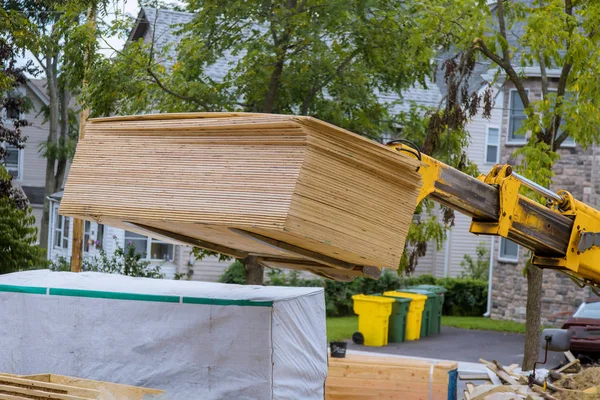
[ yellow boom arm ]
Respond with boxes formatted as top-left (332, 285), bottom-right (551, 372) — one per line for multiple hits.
top-left (387, 143), bottom-right (600, 291)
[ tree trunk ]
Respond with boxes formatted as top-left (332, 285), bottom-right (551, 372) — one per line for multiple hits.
top-left (522, 263), bottom-right (543, 370)
top-left (243, 255), bottom-right (264, 285)
top-left (39, 56), bottom-right (60, 250)
top-left (262, 54), bottom-right (285, 113)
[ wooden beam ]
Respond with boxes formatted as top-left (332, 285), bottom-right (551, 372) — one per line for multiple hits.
top-left (125, 221), bottom-right (248, 259)
top-left (231, 228), bottom-right (361, 271)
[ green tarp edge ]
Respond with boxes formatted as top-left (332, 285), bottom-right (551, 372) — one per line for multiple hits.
top-left (0, 284), bottom-right (273, 307)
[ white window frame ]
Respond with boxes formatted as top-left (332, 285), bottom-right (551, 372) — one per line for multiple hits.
top-left (545, 88), bottom-right (576, 148)
top-left (484, 125), bottom-right (501, 164)
top-left (124, 231), bottom-right (175, 262)
top-left (498, 237), bottom-right (519, 263)
top-left (1, 143), bottom-right (23, 181)
top-left (52, 204), bottom-right (70, 250)
top-left (507, 89), bottom-right (529, 145)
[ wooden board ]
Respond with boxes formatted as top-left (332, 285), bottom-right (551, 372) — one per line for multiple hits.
top-left (325, 354), bottom-right (457, 400)
top-left (60, 113), bottom-right (422, 279)
top-left (20, 374), bottom-right (163, 400)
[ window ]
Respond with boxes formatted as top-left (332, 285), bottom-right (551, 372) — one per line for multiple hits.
top-left (4, 144), bottom-right (21, 179)
top-left (96, 224), bottom-right (104, 250)
top-left (83, 221), bottom-right (91, 253)
top-left (2, 90), bottom-right (24, 122)
top-left (53, 205), bottom-right (70, 249)
top-left (124, 231), bottom-right (175, 261)
top-left (485, 126), bottom-right (500, 164)
top-left (508, 89), bottom-right (528, 143)
top-left (499, 238), bottom-right (519, 262)
top-left (546, 89), bottom-right (575, 147)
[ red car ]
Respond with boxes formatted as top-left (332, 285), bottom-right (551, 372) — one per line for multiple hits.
top-left (562, 298), bottom-right (600, 356)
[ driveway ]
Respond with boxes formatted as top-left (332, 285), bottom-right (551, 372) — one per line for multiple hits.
top-left (347, 326), bottom-right (565, 368)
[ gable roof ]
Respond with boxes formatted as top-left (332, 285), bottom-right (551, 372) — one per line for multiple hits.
top-left (25, 79), bottom-right (49, 106)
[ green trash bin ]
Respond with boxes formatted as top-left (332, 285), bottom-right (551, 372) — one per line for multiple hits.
top-left (400, 288), bottom-right (436, 337)
top-left (409, 285), bottom-right (448, 335)
top-left (377, 294), bottom-right (411, 343)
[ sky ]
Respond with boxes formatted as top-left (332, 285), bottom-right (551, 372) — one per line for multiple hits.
top-left (18, 1), bottom-right (185, 74)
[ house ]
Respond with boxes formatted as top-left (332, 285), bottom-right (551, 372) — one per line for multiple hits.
top-left (3, 79), bottom-right (51, 242)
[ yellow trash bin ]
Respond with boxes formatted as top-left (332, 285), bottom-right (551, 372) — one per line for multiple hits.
top-left (352, 294), bottom-right (395, 346)
top-left (383, 291), bottom-right (427, 340)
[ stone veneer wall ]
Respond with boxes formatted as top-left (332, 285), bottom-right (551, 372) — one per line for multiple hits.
top-left (490, 79), bottom-right (597, 326)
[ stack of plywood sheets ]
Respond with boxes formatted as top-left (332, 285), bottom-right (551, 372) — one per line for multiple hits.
top-left (326, 353), bottom-right (458, 400)
top-left (60, 113), bottom-right (422, 280)
top-left (0, 373), bottom-right (162, 400)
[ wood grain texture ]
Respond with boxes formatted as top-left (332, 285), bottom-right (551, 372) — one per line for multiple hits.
top-left (326, 354), bottom-right (457, 400)
top-left (60, 113), bottom-right (422, 278)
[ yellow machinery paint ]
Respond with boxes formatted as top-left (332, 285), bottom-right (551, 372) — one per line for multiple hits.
top-left (387, 143), bottom-right (600, 293)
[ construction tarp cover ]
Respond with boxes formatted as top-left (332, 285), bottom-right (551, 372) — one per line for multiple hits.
top-left (0, 270), bottom-right (327, 399)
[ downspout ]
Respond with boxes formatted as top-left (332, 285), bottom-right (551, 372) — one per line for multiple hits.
top-left (484, 236), bottom-right (495, 317)
top-left (46, 197), bottom-right (53, 259)
top-left (443, 229), bottom-right (451, 277)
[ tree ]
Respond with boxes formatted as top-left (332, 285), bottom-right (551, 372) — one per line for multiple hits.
top-left (84, 0), bottom-right (479, 284)
top-left (1, 0), bottom-right (104, 252)
top-left (460, 242), bottom-right (489, 281)
top-left (0, 36), bottom-right (46, 272)
top-left (414, 0), bottom-right (600, 369)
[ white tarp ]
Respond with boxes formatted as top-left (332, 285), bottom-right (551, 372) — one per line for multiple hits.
top-left (0, 270), bottom-right (327, 399)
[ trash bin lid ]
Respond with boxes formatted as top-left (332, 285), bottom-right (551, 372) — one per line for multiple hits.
top-left (373, 293), bottom-right (411, 303)
top-left (400, 288), bottom-right (437, 299)
top-left (382, 291), bottom-right (427, 302)
top-left (411, 284), bottom-right (448, 294)
top-left (352, 294), bottom-right (395, 303)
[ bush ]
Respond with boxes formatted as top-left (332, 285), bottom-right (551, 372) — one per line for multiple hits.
top-left (435, 277), bottom-right (487, 316)
top-left (460, 242), bottom-right (489, 280)
top-left (218, 260), bottom-right (246, 284)
top-left (49, 239), bottom-right (164, 279)
top-left (217, 264), bottom-right (488, 317)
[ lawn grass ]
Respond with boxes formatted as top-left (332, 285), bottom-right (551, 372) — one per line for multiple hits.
top-left (325, 315), bottom-right (528, 341)
top-left (326, 316), bottom-right (358, 341)
top-left (441, 316), bottom-right (527, 334)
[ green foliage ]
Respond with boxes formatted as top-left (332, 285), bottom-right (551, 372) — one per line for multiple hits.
top-left (0, 181), bottom-right (48, 273)
top-left (218, 264), bottom-right (486, 317)
top-left (218, 260), bottom-right (246, 284)
top-left (50, 239), bottom-right (164, 279)
top-left (460, 242), bottom-right (489, 281)
top-left (435, 277), bottom-right (487, 317)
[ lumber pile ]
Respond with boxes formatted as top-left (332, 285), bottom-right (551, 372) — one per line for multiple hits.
top-left (60, 113), bottom-right (422, 280)
top-left (0, 372), bottom-right (162, 400)
top-left (326, 353), bottom-right (458, 400)
top-left (463, 354), bottom-right (600, 400)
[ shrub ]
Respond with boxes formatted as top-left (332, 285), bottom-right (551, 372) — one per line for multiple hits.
top-left (50, 239), bottom-right (164, 279)
top-left (218, 260), bottom-right (247, 284)
top-left (460, 242), bottom-right (489, 280)
top-left (218, 263), bottom-right (488, 317)
top-left (436, 277), bottom-right (487, 316)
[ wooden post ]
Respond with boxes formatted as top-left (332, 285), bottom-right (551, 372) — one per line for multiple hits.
top-left (70, 8), bottom-right (95, 273)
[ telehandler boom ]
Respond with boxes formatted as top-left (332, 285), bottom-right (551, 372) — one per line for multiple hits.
top-left (387, 141), bottom-right (600, 293)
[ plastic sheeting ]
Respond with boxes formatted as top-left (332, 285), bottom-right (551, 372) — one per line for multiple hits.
top-left (0, 270), bottom-right (327, 399)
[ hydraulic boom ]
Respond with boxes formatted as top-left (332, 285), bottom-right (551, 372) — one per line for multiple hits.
top-left (387, 142), bottom-right (600, 292)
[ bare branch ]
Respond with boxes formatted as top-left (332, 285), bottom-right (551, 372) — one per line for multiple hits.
top-left (496, 0), bottom-right (510, 63)
top-left (476, 39), bottom-right (530, 109)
